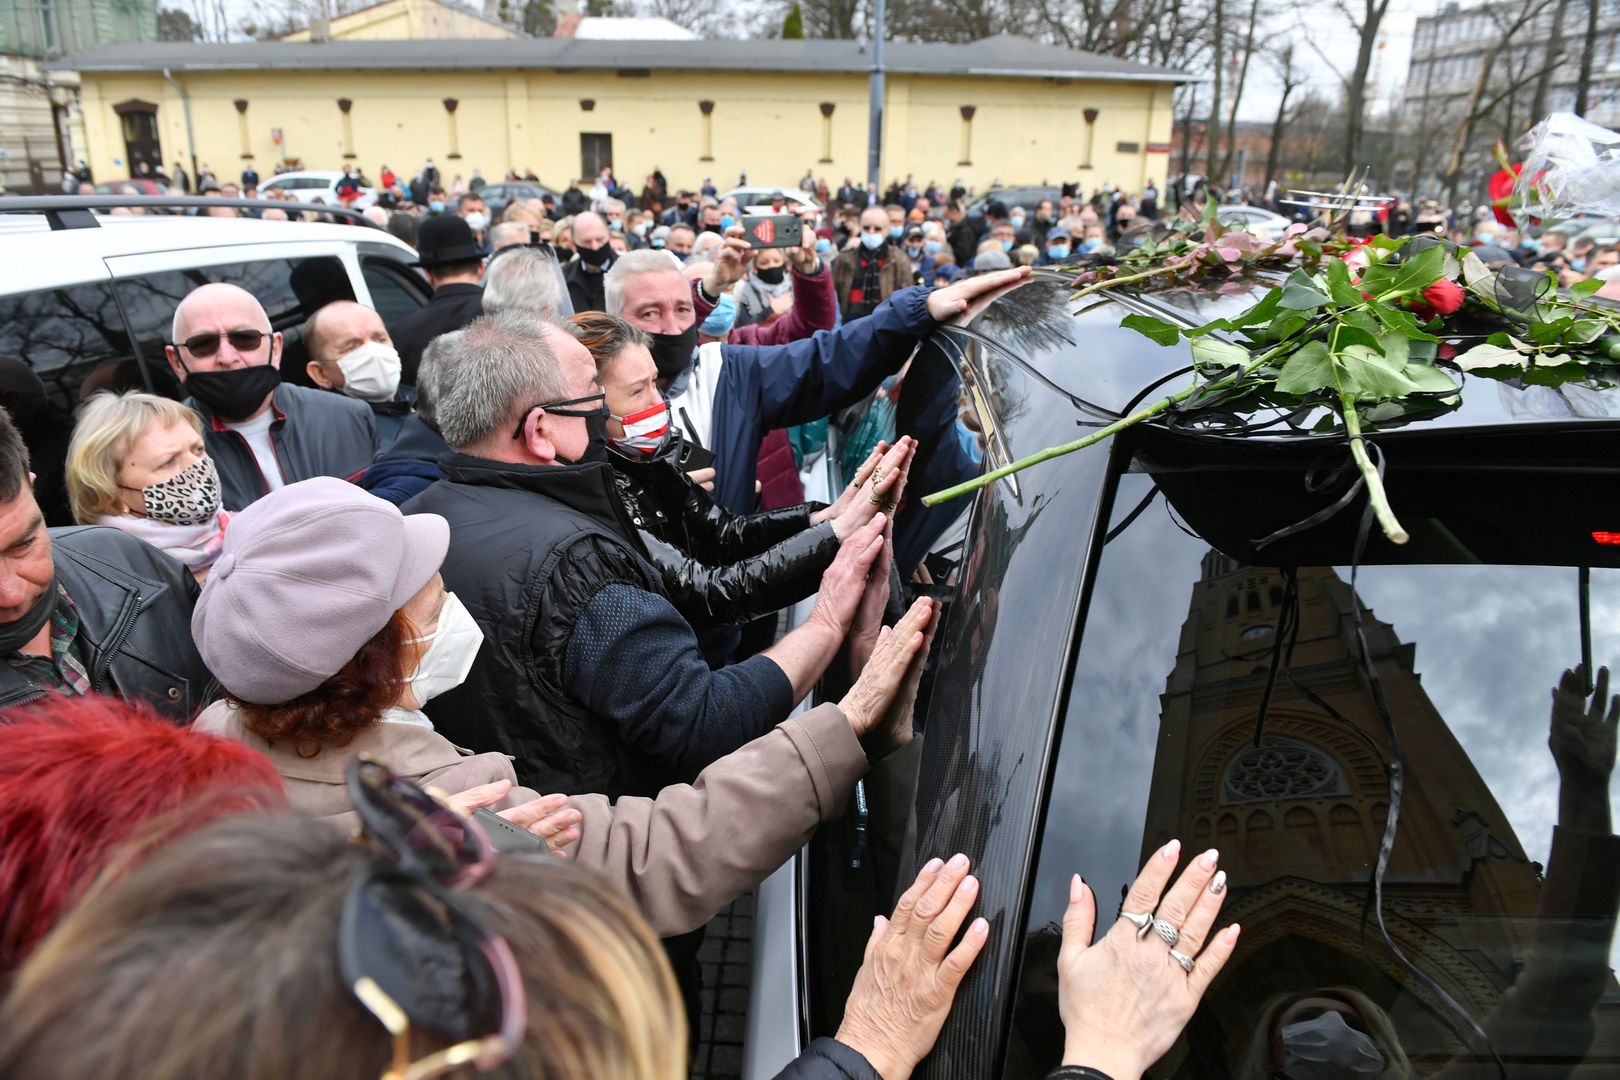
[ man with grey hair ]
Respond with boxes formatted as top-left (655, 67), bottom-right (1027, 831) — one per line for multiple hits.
top-left (564, 210), bottom-right (617, 312)
top-left (481, 244), bottom-right (571, 319)
top-left (403, 310), bottom-right (890, 801)
top-left (488, 221), bottom-right (532, 251)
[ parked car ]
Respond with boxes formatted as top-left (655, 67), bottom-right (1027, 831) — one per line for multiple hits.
top-left (747, 271), bottom-right (1620, 1077)
top-left (718, 186), bottom-right (822, 218)
top-left (1217, 203), bottom-right (1293, 242)
top-left (477, 181), bottom-right (559, 218)
top-left (259, 170), bottom-right (377, 210)
top-left (964, 185), bottom-right (1061, 217)
top-left (0, 196), bottom-right (427, 420)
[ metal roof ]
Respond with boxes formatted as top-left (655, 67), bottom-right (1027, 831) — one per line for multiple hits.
top-left (44, 34), bottom-right (1192, 83)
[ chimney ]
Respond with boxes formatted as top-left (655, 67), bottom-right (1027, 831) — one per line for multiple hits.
top-left (554, 12), bottom-right (582, 37)
top-left (310, 16), bottom-right (331, 41)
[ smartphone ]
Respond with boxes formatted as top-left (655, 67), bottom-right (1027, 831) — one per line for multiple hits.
top-left (741, 214), bottom-right (804, 249)
top-left (677, 438), bottom-right (716, 471)
top-left (473, 807), bottom-right (552, 855)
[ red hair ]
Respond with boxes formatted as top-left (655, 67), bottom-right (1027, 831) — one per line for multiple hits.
top-left (0, 694), bottom-right (287, 975)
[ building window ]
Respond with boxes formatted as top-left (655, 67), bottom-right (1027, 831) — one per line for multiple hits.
top-left (1222, 735), bottom-right (1349, 805)
top-left (38, 0), bottom-right (61, 51)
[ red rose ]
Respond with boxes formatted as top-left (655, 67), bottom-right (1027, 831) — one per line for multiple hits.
top-left (1419, 278), bottom-right (1465, 316)
top-left (1487, 165), bottom-right (1521, 227)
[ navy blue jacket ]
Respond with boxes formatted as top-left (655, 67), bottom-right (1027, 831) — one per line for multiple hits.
top-left (359, 414), bottom-right (447, 506)
top-left (708, 286), bottom-right (934, 513)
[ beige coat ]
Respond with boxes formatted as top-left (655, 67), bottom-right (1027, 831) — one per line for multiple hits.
top-left (193, 701), bottom-right (865, 937)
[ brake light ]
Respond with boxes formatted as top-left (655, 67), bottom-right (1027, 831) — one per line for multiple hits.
top-left (1594, 532), bottom-right (1620, 545)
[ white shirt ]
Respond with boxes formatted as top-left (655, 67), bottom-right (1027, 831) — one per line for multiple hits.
top-left (666, 340), bottom-right (726, 451)
top-left (225, 408), bottom-right (286, 492)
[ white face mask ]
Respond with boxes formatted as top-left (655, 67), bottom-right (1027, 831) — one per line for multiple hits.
top-left (405, 591), bottom-right (483, 706)
top-left (464, 211), bottom-right (488, 232)
top-left (336, 340), bottom-right (402, 403)
top-left (1280, 1010), bottom-right (1387, 1080)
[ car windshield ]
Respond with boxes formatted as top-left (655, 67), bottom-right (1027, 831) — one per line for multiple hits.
top-left (1006, 444), bottom-right (1620, 1077)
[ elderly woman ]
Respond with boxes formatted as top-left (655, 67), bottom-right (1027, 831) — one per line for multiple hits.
top-left (65, 391), bottom-right (229, 580)
top-left (567, 311), bottom-right (912, 629)
top-left (190, 475), bottom-right (935, 940)
top-left (732, 244), bottom-right (793, 329)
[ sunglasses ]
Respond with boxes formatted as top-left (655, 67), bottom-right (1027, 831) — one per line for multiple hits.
top-left (342, 758), bottom-right (526, 1080)
top-left (510, 391), bottom-right (607, 439)
top-left (175, 328), bottom-right (268, 357)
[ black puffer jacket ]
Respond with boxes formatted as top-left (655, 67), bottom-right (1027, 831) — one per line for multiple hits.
top-left (0, 526), bottom-right (213, 720)
top-left (405, 455), bottom-right (669, 796)
top-left (609, 437), bottom-right (838, 629)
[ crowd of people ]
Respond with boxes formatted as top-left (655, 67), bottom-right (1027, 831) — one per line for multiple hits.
top-left (0, 154), bottom-right (1252, 1079)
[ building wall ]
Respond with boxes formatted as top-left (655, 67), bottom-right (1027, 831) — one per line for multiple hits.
top-left (1, 0), bottom-right (156, 59)
top-left (75, 64), bottom-right (1176, 193)
top-left (281, 0), bottom-right (520, 42)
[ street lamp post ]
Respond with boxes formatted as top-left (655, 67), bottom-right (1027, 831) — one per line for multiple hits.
top-left (866, 0), bottom-right (886, 199)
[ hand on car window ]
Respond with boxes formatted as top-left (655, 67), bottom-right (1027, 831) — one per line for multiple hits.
top-left (1056, 840), bottom-right (1239, 1079)
top-left (840, 596), bottom-right (934, 744)
top-left (834, 854), bottom-right (989, 1080)
top-left (827, 436), bottom-right (914, 540)
top-left (806, 514), bottom-right (887, 638)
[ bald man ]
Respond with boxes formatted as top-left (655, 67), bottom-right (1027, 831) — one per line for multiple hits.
top-left (165, 283), bottom-right (380, 510)
top-left (302, 300), bottom-right (415, 446)
top-left (564, 210), bottom-right (617, 312)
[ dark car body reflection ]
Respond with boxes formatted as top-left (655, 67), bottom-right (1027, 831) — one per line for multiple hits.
top-left (801, 273), bottom-right (1620, 1078)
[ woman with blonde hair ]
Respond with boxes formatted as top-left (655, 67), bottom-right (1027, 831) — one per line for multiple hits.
top-left (65, 390), bottom-right (229, 580)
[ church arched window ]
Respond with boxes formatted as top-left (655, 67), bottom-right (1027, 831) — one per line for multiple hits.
top-left (1221, 735), bottom-right (1349, 804)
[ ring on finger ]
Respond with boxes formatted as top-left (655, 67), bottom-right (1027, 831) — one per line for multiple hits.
top-left (1169, 948), bottom-right (1195, 974)
top-left (1151, 919), bottom-right (1180, 947)
top-left (1121, 910), bottom-right (1153, 937)
top-left (868, 490), bottom-right (885, 506)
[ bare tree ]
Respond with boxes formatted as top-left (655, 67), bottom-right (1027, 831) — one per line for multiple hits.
top-left (1295, 0), bottom-right (1394, 177)
top-left (1205, 0), bottom-right (1224, 186)
top-left (1215, 0), bottom-right (1264, 188)
top-left (1531, 0), bottom-right (1573, 120)
top-left (1263, 42), bottom-right (1303, 190)
top-left (1576, 0), bottom-right (1599, 114)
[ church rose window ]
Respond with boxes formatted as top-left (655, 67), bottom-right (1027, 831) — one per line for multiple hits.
top-left (1221, 735), bottom-right (1348, 804)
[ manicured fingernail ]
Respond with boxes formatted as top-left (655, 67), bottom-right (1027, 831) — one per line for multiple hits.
top-left (1224, 923), bottom-right (1241, 944)
top-left (970, 917), bottom-right (989, 936)
top-left (1210, 871), bottom-right (1227, 896)
top-left (958, 875), bottom-right (978, 894)
top-left (1199, 848), bottom-right (1219, 870)
top-left (1161, 838), bottom-right (1181, 859)
top-left (1069, 874), bottom-right (1085, 904)
top-left (924, 858), bottom-right (943, 874)
top-left (947, 852), bottom-right (969, 871)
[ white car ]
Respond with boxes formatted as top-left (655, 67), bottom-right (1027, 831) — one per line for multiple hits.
top-left (260, 170), bottom-right (378, 210)
top-left (0, 196), bottom-right (426, 416)
top-left (1216, 204), bottom-right (1293, 242)
top-left (718, 185), bottom-right (822, 219)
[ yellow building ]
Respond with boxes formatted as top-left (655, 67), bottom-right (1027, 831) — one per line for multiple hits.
top-left (48, 34), bottom-right (1188, 194)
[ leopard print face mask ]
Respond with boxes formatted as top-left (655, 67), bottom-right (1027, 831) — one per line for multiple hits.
top-left (132, 456), bottom-right (222, 526)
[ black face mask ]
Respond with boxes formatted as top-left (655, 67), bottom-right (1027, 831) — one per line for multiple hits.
top-left (755, 265), bottom-right (786, 286)
top-left (182, 363), bottom-right (281, 423)
top-left (560, 408), bottom-right (612, 466)
top-left (701, 223), bottom-right (722, 235)
top-left (576, 242), bottom-right (613, 267)
top-left (0, 578), bottom-right (56, 655)
top-left (648, 324), bottom-right (699, 380)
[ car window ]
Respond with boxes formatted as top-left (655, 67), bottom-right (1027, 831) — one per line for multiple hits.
top-left (109, 255), bottom-right (356, 396)
top-left (1005, 455), bottom-right (1620, 1076)
top-left (0, 280), bottom-right (147, 410)
top-left (361, 258), bottom-right (430, 336)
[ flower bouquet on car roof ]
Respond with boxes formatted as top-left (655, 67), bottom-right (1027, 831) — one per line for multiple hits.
top-left (922, 198), bottom-right (1620, 546)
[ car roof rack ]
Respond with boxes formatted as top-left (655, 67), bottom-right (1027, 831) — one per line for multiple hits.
top-left (0, 195), bottom-right (383, 231)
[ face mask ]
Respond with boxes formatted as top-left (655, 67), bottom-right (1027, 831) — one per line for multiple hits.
top-left (336, 340), bottom-right (402, 403)
top-left (702, 222), bottom-right (722, 234)
top-left (1047, 244), bottom-right (1071, 260)
top-left (1475, 232), bottom-right (1494, 245)
top-left (565, 408), bottom-right (613, 465)
top-left (700, 293), bottom-right (737, 337)
top-left (925, 240), bottom-right (942, 254)
top-left (609, 219), bottom-right (623, 232)
top-left (999, 239), bottom-right (1014, 252)
top-left (0, 578), bottom-right (56, 654)
top-left (1081, 237), bottom-right (1101, 253)
top-left (720, 214), bottom-right (736, 230)
top-left (905, 244), bottom-right (923, 258)
top-left (651, 238), bottom-right (665, 248)
top-left (404, 591), bottom-right (483, 706)
top-left (861, 231), bottom-right (886, 251)
top-left (577, 241), bottom-right (613, 267)
top-left (888, 225), bottom-right (903, 239)
top-left (183, 363), bottom-right (281, 423)
top-left (755, 265), bottom-right (786, 286)
top-left (648, 323), bottom-right (698, 379)
top-left (429, 201), bottom-right (445, 213)
top-left (816, 238), bottom-right (831, 254)
top-left (126, 456), bottom-right (221, 526)
top-left (1010, 214), bottom-right (1026, 228)
top-left (1279, 1011), bottom-right (1387, 1080)
top-left (1572, 258), bottom-right (1587, 272)
top-left (463, 212), bottom-right (487, 232)
top-left (610, 399), bottom-right (671, 456)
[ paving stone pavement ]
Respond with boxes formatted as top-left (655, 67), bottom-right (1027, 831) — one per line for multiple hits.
top-left (691, 891), bottom-right (755, 1080)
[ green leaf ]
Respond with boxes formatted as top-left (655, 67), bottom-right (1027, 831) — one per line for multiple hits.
top-left (1571, 277), bottom-right (1604, 296)
top-left (1228, 288), bottom-right (1283, 328)
top-left (1403, 362), bottom-right (1459, 393)
top-left (1369, 302), bottom-right (1441, 341)
top-left (1329, 278), bottom-right (1367, 307)
top-left (1526, 318), bottom-right (1575, 346)
top-left (1120, 313), bottom-right (1182, 347)
top-left (1325, 258), bottom-right (1353, 288)
top-left (1360, 244), bottom-right (1446, 299)
top-left (1263, 312), bottom-right (1309, 343)
top-left (1340, 344), bottom-right (1419, 399)
top-left (1453, 342), bottom-right (1528, 370)
top-left (1407, 338), bottom-right (1439, 364)
top-left (1274, 341), bottom-right (1334, 394)
top-left (1189, 337), bottom-right (1251, 371)
top-left (1378, 331), bottom-right (1410, 369)
top-left (1279, 269), bottom-right (1330, 310)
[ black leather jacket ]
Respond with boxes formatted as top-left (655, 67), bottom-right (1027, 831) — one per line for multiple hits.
top-left (608, 437), bottom-right (838, 630)
top-left (0, 527), bottom-right (214, 720)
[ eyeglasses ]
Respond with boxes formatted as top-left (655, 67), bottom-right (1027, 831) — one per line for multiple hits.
top-left (510, 391), bottom-right (607, 439)
top-left (342, 758), bottom-right (526, 1080)
top-left (175, 329), bottom-right (268, 357)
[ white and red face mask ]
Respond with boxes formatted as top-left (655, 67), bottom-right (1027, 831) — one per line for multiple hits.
top-left (611, 399), bottom-right (671, 456)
